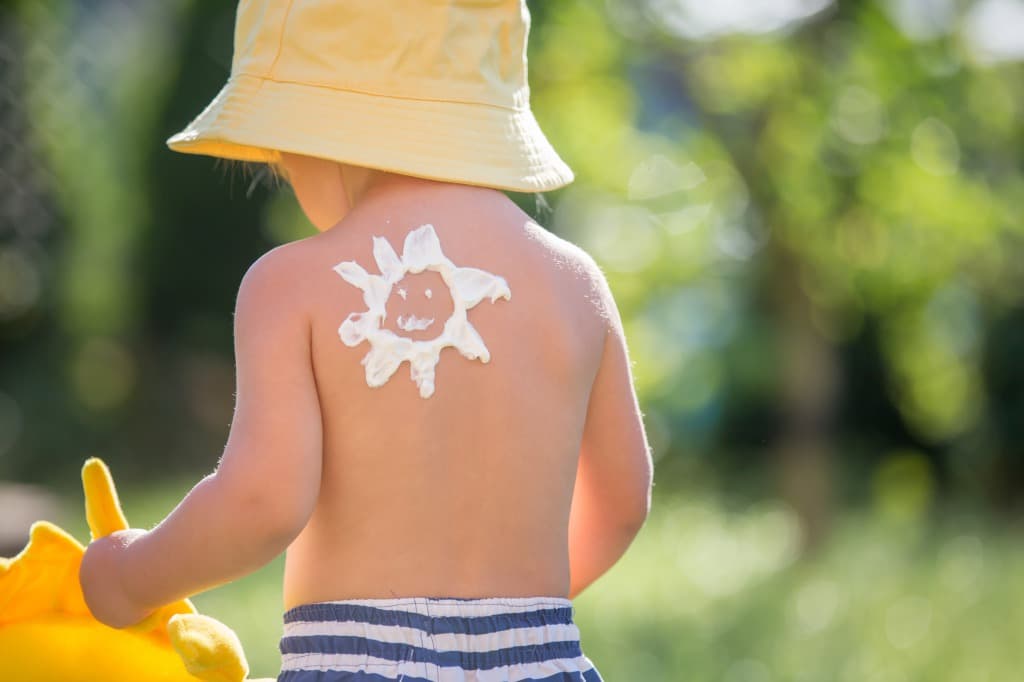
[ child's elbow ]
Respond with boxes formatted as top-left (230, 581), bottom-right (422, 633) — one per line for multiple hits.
top-left (626, 458), bottom-right (654, 530)
top-left (607, 479), bottom-right (651, 538)
top-left (625, 489), bottom-right (651, 533)
top-left (217, 474), bottom-right (314, 547)
top-left (263, 500), bottom-right (314, 546)
top-left (260, 491), bottom-right (316, 545)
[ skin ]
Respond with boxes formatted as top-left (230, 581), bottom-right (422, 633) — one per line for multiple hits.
top-left (80, 152), bottom-right (653, 627)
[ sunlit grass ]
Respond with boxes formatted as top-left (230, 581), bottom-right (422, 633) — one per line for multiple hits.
top-left (54, 481), bottom-right (1019, 680)
top-left (573, 495), bottom-right (1012, 682)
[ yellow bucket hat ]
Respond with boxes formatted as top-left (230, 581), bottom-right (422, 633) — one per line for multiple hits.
top-left (166, 0), bottom-right (574, 194)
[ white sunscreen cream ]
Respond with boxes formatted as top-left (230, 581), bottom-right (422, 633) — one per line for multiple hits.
top-left (396, 314), bottom-right (434, 332)
top-left (333, 224), bottom-right (511, 398)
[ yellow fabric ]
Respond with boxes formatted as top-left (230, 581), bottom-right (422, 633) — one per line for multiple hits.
top-left (0, 458), bottom-right (258, 681)
top-left (166, 0), bottom-right (574, 193)
top-left (168, 614), bottom-right (250, 682)
top-left (82, 456), bottom-right (129, 540)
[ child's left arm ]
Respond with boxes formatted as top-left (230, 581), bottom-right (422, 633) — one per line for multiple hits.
top-left (80, 248), bottom-right (323, 628)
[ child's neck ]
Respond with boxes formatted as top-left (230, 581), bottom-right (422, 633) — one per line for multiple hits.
top-left (352, 172), bottom-right (504, 216)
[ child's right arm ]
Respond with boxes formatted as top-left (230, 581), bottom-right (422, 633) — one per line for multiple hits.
top-left (567, 264), bottom-right (653, 600)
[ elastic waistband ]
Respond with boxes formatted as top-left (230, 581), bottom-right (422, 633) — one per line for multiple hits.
top-left (283, 595), bottom-right (574, 624)
top-left (278, 595), bottom-right (595, 677)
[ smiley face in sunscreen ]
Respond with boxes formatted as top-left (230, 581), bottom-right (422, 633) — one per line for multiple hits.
top-left (333, 224), bottom-right (511, 398)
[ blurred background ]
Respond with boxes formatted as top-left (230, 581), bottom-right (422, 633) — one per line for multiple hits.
top-left (2, 0), bottom-right (1024, 679)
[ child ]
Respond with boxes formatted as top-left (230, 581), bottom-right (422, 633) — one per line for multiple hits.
top-left (79, 1), bottom-right (653, 680)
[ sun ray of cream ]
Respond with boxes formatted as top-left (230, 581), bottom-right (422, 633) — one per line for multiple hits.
top-left (334, 224), bottom-right (511, 398)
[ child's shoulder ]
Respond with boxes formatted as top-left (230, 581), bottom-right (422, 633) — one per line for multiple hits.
top-left (233, 238), bottom-right (321, 321)
top-left (513, 216), bottom-right (593, 278)
top-left (239, 239), bottom-right (308, 289)
top-left (523, 220), bottom-right (617, 321)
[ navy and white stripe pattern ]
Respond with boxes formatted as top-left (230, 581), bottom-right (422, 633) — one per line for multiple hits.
top-left (277, 596), bottom-right (604, 681)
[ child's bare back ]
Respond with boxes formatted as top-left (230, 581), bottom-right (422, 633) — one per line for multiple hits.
top-left (79, 4), bottom-right (651, 675)
top-left (248, 176), bottom-right (650, 608)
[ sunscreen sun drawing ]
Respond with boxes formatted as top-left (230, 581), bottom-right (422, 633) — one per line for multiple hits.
top-left (333, 223), bottom-right (511, 398)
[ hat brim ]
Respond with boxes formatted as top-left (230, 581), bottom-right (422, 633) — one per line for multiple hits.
top-left (166, 74), bottom-right (574, 194)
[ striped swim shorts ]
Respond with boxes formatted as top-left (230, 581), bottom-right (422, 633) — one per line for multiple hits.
top-left (277, 596), bottom-right (605, 681)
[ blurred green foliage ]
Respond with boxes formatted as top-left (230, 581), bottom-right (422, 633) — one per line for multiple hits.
top-left (4, 0), bottom-right (1023, 511)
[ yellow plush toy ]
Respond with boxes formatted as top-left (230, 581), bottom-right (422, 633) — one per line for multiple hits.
top-left (0, 458), bottom-right (274, 682)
